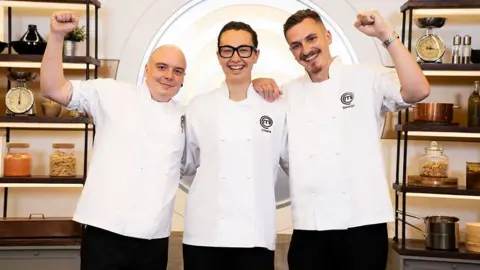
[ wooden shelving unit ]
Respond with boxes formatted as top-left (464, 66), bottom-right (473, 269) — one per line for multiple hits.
top-left (393, 1), bottom-right (480, 267)
top-left (0, 0), bottom-right (99, 219)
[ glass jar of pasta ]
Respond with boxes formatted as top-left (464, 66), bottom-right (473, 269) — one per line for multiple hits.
top-left (50, 143), bottom-right (76, 177)
top-left (4, 143), bottom-right (32, 176)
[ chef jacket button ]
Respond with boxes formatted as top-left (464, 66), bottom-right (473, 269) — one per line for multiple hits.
top-left (309, 154), bottom-right (314, 159)
top-left (247, 176), bottom-right (251, 180)
top-left (332, 116), bottom-right (336, 119)
top-left (336, 152), bottom-right (340, 156)
top-left (247, 138), bottom-right (251, 142)
top-left (312, 193), bottom-right (316, 197)
top-left (221, 176), bottom-right (226, 180)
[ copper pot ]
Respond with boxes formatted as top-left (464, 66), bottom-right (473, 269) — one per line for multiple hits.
top-left (411, 103), bottom-right (460, 123)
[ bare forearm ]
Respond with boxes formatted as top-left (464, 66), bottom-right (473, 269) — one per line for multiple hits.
top-left (40, 33), bottom-right (71, 106)
top-left (386, 38), bottom-right (430, 103)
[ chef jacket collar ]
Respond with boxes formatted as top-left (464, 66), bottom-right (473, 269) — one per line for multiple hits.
top-left (302, 56), bottom-right (343, 83)
top-left (219, 81), bottom-right (261, 107)
top-left (140, 80), bottom-right (174, 106)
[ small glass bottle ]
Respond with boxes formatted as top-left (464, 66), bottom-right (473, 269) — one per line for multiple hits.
top-left (50, 143), bottom-right (76, 177)
top-left (419, 141), bottom-right (449, 178)
top-left (3, 143), bottom-right (32, 177)
top-left (468, 81), bottom-right (480, 127)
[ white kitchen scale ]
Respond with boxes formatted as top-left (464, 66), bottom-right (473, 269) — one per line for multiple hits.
top-left (5, 71), bottom-right (37, 116)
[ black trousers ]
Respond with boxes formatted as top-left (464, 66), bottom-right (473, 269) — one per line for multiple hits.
top-left (183, 244), bottom-right (275, 270)
top-left (80, 225), bottom-right (169, 270)
top-left (288, 223), bottom-right (389, 270)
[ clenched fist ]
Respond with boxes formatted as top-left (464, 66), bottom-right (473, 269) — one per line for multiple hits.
top-left (354, 10), bottom-right (394, 42)
top-left (50, 12), bottom-right (79, 37)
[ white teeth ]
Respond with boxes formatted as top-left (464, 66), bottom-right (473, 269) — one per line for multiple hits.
top-left (229, 66), bottom-right (244, 70)
top-left (305, 54), bottom-right (318, 61)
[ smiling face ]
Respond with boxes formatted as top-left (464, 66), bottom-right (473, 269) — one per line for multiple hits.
top-left (285, 17), bottom-right (333, 78)
top-left (217, 29), bottom-right (259, 84)
top-left (144, 45), bottom-right (186, 101)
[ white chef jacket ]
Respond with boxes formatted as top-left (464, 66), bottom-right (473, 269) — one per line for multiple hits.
top-left (67, 78), bottom-right (185, 239)
top-left (283, 57), bottom-right (409, 231)
top-left (182, 82), bottom-right (288, 250)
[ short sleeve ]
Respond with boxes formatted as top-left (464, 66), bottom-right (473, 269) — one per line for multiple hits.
top-left (374, 67), bottom-right (411, 112)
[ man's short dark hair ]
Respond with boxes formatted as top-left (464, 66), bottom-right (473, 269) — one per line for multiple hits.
top-left (217, 21), bottom-right (258, 48)
top-left (283, 9), bottom-right (325, 37)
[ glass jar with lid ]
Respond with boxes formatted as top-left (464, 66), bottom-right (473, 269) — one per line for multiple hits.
top-left (3, 142), bottom-right (32, 177)
top-left (419, 141), bottom-right (449, 178)
top-left (50, 143), bottom-right (76, 177)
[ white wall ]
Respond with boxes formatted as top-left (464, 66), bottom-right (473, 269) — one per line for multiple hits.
top-left (1, 0), bottom-right (480, 241)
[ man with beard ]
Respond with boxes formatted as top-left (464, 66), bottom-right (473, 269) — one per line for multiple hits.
top-left (181, 21), bottom-right (288, 270)
top-left (252, 9), bottom-right (430, 270)
top-left (41, 12), bottom-right (186, 270)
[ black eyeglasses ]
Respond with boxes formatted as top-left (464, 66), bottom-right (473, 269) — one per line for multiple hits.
top-left (218, 45), bottom-right (256, 58)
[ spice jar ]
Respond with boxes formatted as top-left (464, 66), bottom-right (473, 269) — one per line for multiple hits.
top-left (3, 143), bottom-right (32, 177)
top-left (466, 162), bottom-right (480, 190)
top-left (50, 143), bottom-right (76, 177)
top-left (419, 141), bottom-right (449, 178)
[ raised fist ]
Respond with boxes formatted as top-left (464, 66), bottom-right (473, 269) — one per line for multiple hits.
top-left (50, 12), bottom-right (79, 36)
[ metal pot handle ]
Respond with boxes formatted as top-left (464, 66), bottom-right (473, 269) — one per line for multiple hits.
top-left (397, 218), bottom-right (426, 238)
top-left (396, 210), bottom-right (426, 222)
top-left (28, 213), bottom-right (45, 219)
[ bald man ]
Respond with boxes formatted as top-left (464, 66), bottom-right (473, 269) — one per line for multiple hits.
top-left (41, 12), bottom-right (187, 270)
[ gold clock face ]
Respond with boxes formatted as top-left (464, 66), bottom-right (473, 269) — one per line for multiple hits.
top-left (416, 35), bottom-right (445, 62)
top-left (6, 87), bottom-right (34, 114)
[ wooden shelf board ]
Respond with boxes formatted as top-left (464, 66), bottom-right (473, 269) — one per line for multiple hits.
top-left (396, 124), bottom-right (480, 134)
top-left (0, 116), bottom-right (93, 130)
top-left (392, 239), bottom-right (480, 261)
top-left (0, 0), bottom-right (101, 9)
top-left (0, 55), bottom-right (100, 69)
top-left (393, 183), bottom-right (480, 197)
top-left (0, 176), bottom-right (85, 185)
top-left (401, 0), bottom-right (480, 12)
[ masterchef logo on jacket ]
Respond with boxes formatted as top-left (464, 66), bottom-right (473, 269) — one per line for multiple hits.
top-left (340, 92), bottom-right (355, 109)
top-left (259, 115), bottom-right (273, 133)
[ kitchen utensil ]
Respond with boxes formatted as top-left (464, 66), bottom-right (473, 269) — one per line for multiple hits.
top-left (10, 24), bottom-right (47, 55)
top-left (462, 35), bottom-right (472, 64)
top-left (411, 102), bottom-right (459, 123)
top-left (466, 223), bottom-right (480, 253)
top-left (468, 81), bottom-right (480, 127)
top-left (472, 49), bottom-right (480, 64)
top-left (396, 210), bottom-right (459, 250)
top-left (0, 41), bottom-right (7, 53)
top-left (419, 141), bottom-right (449, 178)
top-left (5, 71), bottom-right (37, 116)
top-left (41, 102), bottom-right (62, 117)
top-left (466, 162), bottom-right (480, 190)
top-left (0, 213), bottom-right (82, 238)
top-left (415, 17), bottom-right (446, 63)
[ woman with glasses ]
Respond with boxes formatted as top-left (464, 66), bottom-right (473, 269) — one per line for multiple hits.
top-left (181, 21), bottom-right (289, 270)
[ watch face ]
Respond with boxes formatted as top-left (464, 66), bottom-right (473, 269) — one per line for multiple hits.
top-left (416, 35), bottom-right (445, 62)
top-left (6, 88), bottom-right (34, 114)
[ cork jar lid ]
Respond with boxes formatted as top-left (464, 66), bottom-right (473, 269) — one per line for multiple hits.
top-left (52, 143), bottom-right (75, 149)
top-left (7, 142), bottom-right (30, 148)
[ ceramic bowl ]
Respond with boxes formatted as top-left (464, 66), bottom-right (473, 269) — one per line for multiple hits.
top-left (41, 102), bottom-right (62, 117)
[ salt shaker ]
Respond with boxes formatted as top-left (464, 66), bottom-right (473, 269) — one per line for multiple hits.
top-left (452, 34), bottom-right (461, 64)
top-left (462, 35), bottom-right (472, 64)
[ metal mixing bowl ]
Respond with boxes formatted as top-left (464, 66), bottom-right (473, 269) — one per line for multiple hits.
top-left (415, 17), bottom-right (447, 28)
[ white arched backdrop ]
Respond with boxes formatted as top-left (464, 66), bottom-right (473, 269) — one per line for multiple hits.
top-left (115, 0), bottom-right (383, 232)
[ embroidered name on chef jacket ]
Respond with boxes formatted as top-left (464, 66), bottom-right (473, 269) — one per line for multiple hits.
top-left (259, 115), bottom-right (273, 133)
top-left (340, 92), bottom-right (355, 110)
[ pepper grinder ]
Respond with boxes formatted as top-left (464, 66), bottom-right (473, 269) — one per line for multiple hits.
top-left (462, 35), bottom-right (472, 64)
top-left (452, 34), bottom-right (461, 64)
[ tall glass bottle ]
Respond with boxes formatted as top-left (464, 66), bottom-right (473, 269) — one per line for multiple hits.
top-left (468, 81), bottom-right (480, 127)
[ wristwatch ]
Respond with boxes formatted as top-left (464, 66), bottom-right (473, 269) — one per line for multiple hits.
top-left (382, 31), bottom-right (399, 48)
